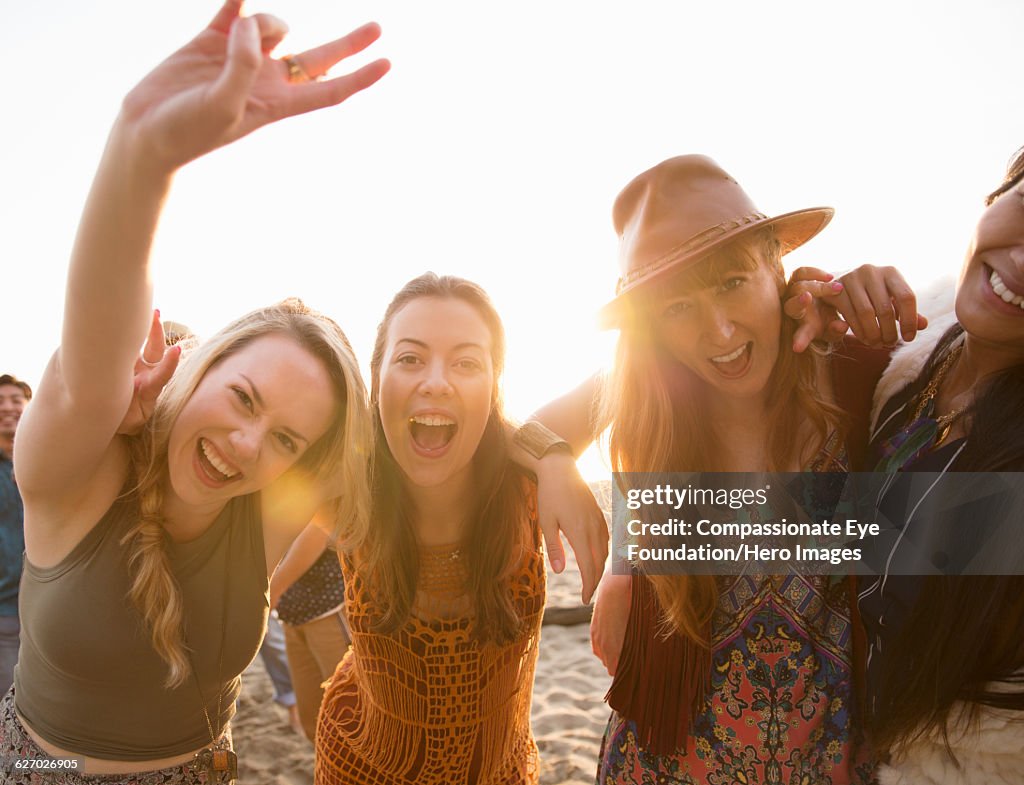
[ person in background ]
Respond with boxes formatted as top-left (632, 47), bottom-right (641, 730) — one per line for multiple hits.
top-left (270, 522), bottom-right (350, 743)
top-left (258, 614), bottom-right (303, 734)
top-left (0, 374), bottom-right (31, 695)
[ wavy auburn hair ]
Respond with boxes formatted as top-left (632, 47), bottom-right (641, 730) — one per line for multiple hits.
top-left (355, 273), bottom-right (532, 645)
top-left (124, 298), bottom-right (371, 687)
top-left (600, 230), bottom-right (843, 643)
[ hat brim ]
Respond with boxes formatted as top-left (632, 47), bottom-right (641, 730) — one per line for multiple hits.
top-left (598, 206), bottom-right (834, 329)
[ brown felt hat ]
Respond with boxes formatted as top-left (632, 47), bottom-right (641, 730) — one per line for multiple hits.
top-left (599, 155), bottom-right (833, 328)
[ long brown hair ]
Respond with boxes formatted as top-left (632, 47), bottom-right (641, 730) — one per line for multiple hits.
top-left (601, 230), bottom-right (843, 642)
top-left (354, 273), bottom-right (532, 645)
top-left (872, 149), bottom-right (1024, 755)
top-left (124, 298), bottom-right (371, 687)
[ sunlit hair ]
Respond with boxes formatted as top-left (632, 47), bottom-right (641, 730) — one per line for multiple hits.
top-left (124, 298), bottom-right (371, 687)
top-left (357, 273), bottom-right (532, 644)
top-left (599, 230), bottom-right (843, 643)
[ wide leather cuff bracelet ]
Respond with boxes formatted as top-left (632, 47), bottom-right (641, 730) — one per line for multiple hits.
top-left (513, 421), bottom-right (572, 460)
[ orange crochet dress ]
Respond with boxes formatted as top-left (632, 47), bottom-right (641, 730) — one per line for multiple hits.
top-left (315, 514), bottom-right (546, 785)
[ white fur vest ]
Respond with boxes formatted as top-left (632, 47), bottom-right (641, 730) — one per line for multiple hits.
top-left (877, 698), bottom-right (1024, 785)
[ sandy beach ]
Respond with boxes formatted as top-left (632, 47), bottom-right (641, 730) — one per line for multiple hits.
top-left (234, 530), bottom-right (613, 785)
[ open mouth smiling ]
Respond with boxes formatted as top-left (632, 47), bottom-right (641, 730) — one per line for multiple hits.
top-left (988, 266), bottom-right (1024, 311)
top-left (196, 437), bottom-right (241, 484)
top-left (708, 342), bottom-right (753, 378)
top-left (408, 414), bottom-right (458, 452)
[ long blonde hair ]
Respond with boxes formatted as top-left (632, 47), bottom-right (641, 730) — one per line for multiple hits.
top-left (601, 231), bottom-right (842, 643)
top-left (123, 298), bottom-right (371, 686)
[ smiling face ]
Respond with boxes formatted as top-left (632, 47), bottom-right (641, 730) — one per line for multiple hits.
top-left (0, 383), bottom-right (28, 450)
top-left (165, 333), bottom-right (337, 509)
top-left (649, 245), bottom-right (783, 406)
top-left (377, 297), bottom-right (495, 492)
top-left (956, 179), bottom-right (1024, 356)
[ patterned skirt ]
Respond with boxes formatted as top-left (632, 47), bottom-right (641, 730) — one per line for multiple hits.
top-left (596, 575), bottom-right (876, 785)
top-left (0, 687), bottom-right (231, 785)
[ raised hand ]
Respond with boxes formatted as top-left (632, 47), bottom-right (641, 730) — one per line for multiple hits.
top-left (784, 267), bottom-right (849, 353)
top-left (828, 264), bottom-right (927, 347)
top-left (119, 0), bottom-right (389, 173)
top-left (117, 310), bottom-right (182, 435)
top-left (784, 265), bottom-right (928, 352)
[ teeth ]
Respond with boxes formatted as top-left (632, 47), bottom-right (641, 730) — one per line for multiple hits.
top-left (710, 345), bottom-right (747, 364)
top-left (988, 270), bottom-right (1024, 310)
top-left (409, 414), bottom-right (455, 427)
top-left (201, 438), bottom-right (238, 479)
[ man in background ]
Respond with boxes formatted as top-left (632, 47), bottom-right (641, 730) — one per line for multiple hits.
top-left (0, 373), bottom-right (31, 694)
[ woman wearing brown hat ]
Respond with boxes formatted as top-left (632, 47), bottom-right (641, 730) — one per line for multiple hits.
top-left (530, 155), bottom-right (888, 784)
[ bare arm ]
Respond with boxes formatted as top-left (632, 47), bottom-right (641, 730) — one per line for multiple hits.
top-left (269, 522), bottom-right (331, 607)
top-left (16, 3), bottom-right (387, 549)
top-left (590, 570), bottom-right (632, 676)
top-left (529, 373), bottom-right (606, 456)
top-left (16, 127), bottom-right (172, 507)
top-left (504, 373), bottom-right (611, 604)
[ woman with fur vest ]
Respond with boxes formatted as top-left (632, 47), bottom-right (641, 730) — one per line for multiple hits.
top-left (796, 148), bottom-right (1024, 784)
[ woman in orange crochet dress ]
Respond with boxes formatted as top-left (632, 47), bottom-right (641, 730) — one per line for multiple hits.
top-left (315, 273), bottom-right (547, 785)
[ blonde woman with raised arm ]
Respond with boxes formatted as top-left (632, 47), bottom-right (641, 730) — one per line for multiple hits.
top-left (0, 3), bottom-right (386, 782)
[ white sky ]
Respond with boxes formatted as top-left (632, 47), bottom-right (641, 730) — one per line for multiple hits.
top-left (5, 0), bottom-right (1024, 479)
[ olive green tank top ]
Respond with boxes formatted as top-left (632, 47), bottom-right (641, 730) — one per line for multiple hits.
top-left (14, 487), bottom-right (268, 760)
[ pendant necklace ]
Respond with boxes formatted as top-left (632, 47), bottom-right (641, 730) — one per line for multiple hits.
top-left (908, 340), bottom-right (967, 447)
top-left (187, 521), bottom-right (239, 783)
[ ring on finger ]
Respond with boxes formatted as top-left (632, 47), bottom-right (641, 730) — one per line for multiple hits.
top-left (281, 55), bottom-right (313, 84)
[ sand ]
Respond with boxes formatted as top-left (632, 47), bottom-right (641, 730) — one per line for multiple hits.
top-left (233, 547), bottom-right (612, 785)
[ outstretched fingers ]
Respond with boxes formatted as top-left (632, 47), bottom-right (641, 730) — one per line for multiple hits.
top-left (288, 59), bottom-right (391, 116)
top-left (276, 22), bottom-right (389, 114)
top-left (292, 22), bottom-right (384, 78)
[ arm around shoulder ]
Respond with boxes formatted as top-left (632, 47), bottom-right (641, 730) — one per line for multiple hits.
top-left (529, 373), bottom-right (606, 457)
